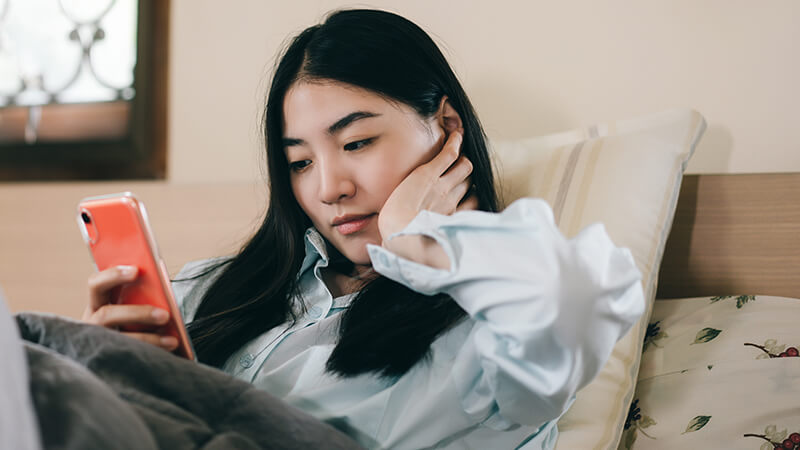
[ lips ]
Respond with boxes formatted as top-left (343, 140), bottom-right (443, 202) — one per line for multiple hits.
top-left (332, 213), bottom-right (375, 235)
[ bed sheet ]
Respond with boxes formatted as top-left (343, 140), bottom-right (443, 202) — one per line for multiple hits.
top-left (621, 295), bottom-right (800, 450)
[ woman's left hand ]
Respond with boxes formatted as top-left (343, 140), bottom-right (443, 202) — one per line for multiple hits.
top-left (377, 130), bottom-right (478, 267)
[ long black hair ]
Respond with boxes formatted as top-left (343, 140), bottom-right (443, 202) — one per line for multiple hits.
top-left (186, 9), bottom-right (499, 378)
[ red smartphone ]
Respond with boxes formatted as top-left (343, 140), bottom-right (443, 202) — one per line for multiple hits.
top-left (77, 192), bottom-right (195, 360)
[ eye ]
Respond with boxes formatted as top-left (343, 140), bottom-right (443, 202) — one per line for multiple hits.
top-left (343, 137), bottom-right (375, 151)
top-left (289, 160), bottom-right (311, 173)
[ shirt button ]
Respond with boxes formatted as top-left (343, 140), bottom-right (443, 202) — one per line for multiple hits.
top-left (309, 306), bottom-right (323, 319)
top-left (239, 353), bottom-right (254, 369)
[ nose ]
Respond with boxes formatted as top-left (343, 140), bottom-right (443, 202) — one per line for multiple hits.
top-left (318, 159), bottom-right (356, 204)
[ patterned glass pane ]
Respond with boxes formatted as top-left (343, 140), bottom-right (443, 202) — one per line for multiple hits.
top-left (0, 0), bottom-right (137, 107)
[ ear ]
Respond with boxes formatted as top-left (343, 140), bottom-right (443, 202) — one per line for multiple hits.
top-left (436, 96), bottom-right (463, 135)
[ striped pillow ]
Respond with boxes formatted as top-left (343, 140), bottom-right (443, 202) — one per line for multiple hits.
top-left (490, 109), bottom-right (706, 449)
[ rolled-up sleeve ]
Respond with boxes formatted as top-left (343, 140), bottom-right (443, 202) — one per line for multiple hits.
top-left (367, 198), bottom-right (644, 428)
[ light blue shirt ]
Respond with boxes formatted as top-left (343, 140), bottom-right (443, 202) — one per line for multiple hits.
top-left (174, 198), bottom-right (644, 449)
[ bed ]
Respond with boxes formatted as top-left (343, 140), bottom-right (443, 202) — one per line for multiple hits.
top-left (2, 109), bottom-right (798, 449)
top-left (624, 172), bottom-right (800, 450)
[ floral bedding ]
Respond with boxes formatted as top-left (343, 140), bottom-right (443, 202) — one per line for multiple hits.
top-left (621, 295), bottom-right (800, 450)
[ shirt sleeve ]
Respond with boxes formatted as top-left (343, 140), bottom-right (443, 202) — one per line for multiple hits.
top-left (366, 197), bottom-right (645, 428)
top-left (171, 257), bottom-right (228, 323)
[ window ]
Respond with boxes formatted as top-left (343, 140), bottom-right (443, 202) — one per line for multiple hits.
top-left (0, 0), bottom-right (168, 181)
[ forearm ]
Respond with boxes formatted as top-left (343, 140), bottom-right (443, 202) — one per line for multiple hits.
top-left (381, 234), bottom-right (450, 271)
top-left (368, 198), bottom-right (645, 426)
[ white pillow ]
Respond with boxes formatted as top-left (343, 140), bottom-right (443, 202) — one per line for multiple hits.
top-left (490, 109), bottom-right (707, 449)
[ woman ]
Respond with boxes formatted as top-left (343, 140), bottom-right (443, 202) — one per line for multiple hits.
top-left (83, 9), bottom-right (644, 449)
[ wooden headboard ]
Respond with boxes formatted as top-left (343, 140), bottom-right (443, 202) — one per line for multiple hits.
top-left (657, 173), bottom-right (800, 299)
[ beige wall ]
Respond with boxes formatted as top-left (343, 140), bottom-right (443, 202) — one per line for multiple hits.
top-left (169, 0), bottom-right (800, 184)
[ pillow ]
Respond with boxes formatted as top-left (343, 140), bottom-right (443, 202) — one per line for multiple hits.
top-left (624, 295), bottom-right (800, 449)
top-left (490, 109), bottom-right (707, 449)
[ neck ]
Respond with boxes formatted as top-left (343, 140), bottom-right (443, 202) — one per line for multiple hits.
top-left (322, 264), bottom-right (375, 298)
top-left (350, 265), bottom-right (375, 280)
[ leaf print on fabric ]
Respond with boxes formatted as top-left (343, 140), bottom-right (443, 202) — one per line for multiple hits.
top-left (639, 416), bottom-right (656, 429)
top-left (691, 328), bottom-right (722, 345)
top-left (621, 399), bottom-right (656, 449)
top-left (735, 295), bottom-right (756, 308)
top-left (622, 426), bottom-right (637, 450)
top-left (744, 339), bottom-right (800, 359)
top-left (744, 424), bottom-right (796, 449)
top-left (709, 294), bottom-right (756, 308)
top-left (643, 321), bottom-right (668, 352)
top-left (682, 415), bottom-right (711, 434)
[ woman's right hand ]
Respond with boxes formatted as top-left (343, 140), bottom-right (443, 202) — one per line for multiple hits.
top-left (82, 265), bottom-right (179, 351)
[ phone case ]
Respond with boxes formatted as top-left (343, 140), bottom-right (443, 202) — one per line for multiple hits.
top-left (77, 192), bottom-right (196, 360)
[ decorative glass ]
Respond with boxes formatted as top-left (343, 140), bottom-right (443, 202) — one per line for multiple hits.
top-left (0, 0), bottom-right (138, 108)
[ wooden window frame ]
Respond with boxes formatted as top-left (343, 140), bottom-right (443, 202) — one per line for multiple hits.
top-left (0, 0), bottom-right (169, 181)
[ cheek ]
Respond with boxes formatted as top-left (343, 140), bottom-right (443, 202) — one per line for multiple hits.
top-left (354, 165), bottom-right (398, 204)
top-left (371, 133), bottom-right (441, 201)
top-left (380, 175), bottom-right (404, 201)
top-left (392, 129), bottom-right (442, 176)
top-left (404, 123), bottom-right (444, 168)
top-left (290, 178), bottom-right (318, 221)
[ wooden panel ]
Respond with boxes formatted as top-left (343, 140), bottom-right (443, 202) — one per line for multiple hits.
top-left (657, 173), bottom-right (800, 299)
top-left (0, 102), bottom-right (130, 143)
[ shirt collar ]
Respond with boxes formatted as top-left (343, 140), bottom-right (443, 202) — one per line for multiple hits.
top-left (300, 227), bottom-right (329, 275)
top-left (300, 227), bottom-right (362, 308)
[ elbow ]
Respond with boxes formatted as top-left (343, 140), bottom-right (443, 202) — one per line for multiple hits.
top-left (488, 350), bottom-right (581, 427)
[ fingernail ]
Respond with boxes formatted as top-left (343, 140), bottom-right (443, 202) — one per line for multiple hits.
top-left (119, 265), bottom-right (137, 277)
top-left (160, 336), bottom-right (178, 349)
top-left (151, 308), bottom-right (169, 322)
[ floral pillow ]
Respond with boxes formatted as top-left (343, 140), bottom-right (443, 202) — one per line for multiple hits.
top-left (621, 295), bottom-right (800, 450)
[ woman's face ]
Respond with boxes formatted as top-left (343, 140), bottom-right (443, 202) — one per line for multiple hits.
top-left (283, 81), bottom-right (445, 269)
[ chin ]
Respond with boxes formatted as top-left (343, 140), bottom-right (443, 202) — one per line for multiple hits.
top-left (330, 231), bottom-right (381, 267)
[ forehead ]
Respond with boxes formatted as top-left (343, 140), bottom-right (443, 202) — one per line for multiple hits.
top-left (282, 81), bottom-right (413, 136)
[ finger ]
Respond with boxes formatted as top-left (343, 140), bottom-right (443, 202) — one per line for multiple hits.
top-left (445, 180), bottom-right (472, 213)
top-left (122, 332), bottom-right (179, 350)
top-left (456, 194), bottom-right (479, 212)
top-left (428, 130), bottom-right (462, 175)
top-left (88, 265), bottom-right (138, 312)
top-left (88, 304), bottom-right (170, 328)
top-left (441, 155), bottom-right (472, 187)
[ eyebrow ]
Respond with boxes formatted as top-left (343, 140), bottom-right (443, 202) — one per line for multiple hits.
top-left (283, 111), bottom-right (381, 148)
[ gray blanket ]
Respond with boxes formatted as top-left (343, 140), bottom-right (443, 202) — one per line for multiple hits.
top-left (11, 312), bottom-right (362, 450)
